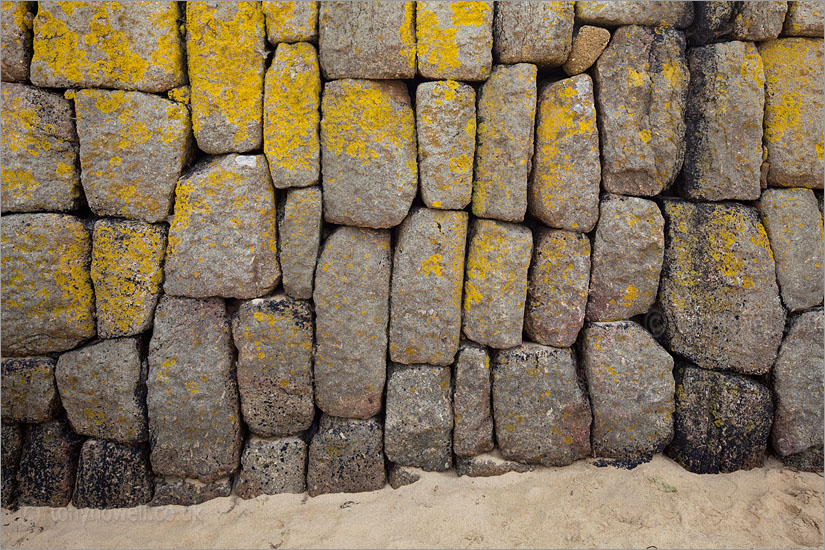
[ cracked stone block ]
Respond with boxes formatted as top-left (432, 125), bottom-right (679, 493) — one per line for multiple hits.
top-left (278, 186), bottom-right (322, 300)
top-left (72, 439), bottom-right (153, 509)
top-left (1, 357), bottom-right (59, 424)
top-left (1, 1), bottom-right (35, 82)
top-left (563, 25), bottom-right (611, 76)
top-left (731, 1), bottom-right (788, 41)
top-left (493, 1), bottom-right (573, 66)
top-left (417, 1), bottom-right (493, 81)
top-left (452, 341), bottom-right (494, 457)
top-left (576, 1), bottom-right (694, 27)
top-left (783, 1), bottom-right (824, 36)
top-left (456, 451), bottom-right (534, 477)
top-left (149, 476), bottom-right (232, 506)
top-left (16, 419), bottom-right (83, 508)
top-left (2, 423), bottom-right (23, 509)
top-left (263, 1), bottom-right (318, 44)
top-left (233, 436), bottom-right (307, 498)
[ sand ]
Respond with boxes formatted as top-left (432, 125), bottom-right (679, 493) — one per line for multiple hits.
top-left (2, 455), bottom-right (822, 549)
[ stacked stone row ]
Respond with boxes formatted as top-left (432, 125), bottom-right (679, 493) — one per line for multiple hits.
top-left (1, 1), bottom-right (823, 509)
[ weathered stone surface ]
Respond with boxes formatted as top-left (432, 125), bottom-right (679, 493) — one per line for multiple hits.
top-left (1, 357), bottom-right (59, 424)
top-left (473, 63), bottom-right (537, 222)
top-left (187, 2), bottom-right (266, 154)
top-left (580, 321), bottom-right (675, 459)
top-left (232, 294), bottom-right (314, 437)
top-left (1, 84), bottom-right (81, 213)
top-left (528, 74), bottom-right (600, 232)
top-left (320, 79), bottom-right (417, 228)
top-left (594, 25), bottom-right (689, 197)
top-left (731, 2), bottom-right (788, 41)
top-left (682, 42), bottom-right (765, 202)
top-left (1, 214), bottom-right (96, 357)
top-left (318, 2), bottom-right (415, 79)
top-left (314, 227), bottom-right (391, 418)
top-left (389, 208), bottom-right (468, 366)
top-left (462, 219), bottom-right (532, 349)
top-left (385, 364), bottom-right (453, 472)
top-left (667, 365), bottom-right (773, 474)
top-left (1, 1), bottom-right (34, 82)
top-left (74, 89), bottom-right (192, 223)
top-left (16, 419), bottom-right (83, 508)
top-left (782, 446), bottom-right (824, 472)
top-left (388, 464), bottom-right (422, 489)
top-left (233, 436), bottom-right (307, 499)
top-left (492, 343), bottom-right (592, 466)
top-left (493, 2), bottom-right (573, 66)
top-left (147, 296), bottom-right (242, 483)
top-left (658, 201), bottom-right (787, 375)
top-left (91, 220), bottom-right (167, 338)
top-left (306, 415), bottom-right (385, 496)
top-left (586, 195), bottom-right (664, 322)
top-left (453, 342), bottom-right (494, 457)
top-left (264, 42), bottom-right (320, 189)
top-left (688, 1), bottom-right (735, 46)
top-left (164, 154), bottom-right (280, 299)
top-left (149, 476), bottom-right (232, 507)
top-left (416, 80), bottom-right (476, 210)
top-left (456, 451), bottom-right (534, 478)
top-left (760, 38), bottom-right (824, 189)
top-left (784, 1), bottom-right (824, 37)
top-left (417, 1), bottom-right (493, 81)
top-left (263, 1), bottom-right (318, 44)
top-left (576, 1), bottom-right (694, 27)
top-left (2, 423), bottom-right (23, 509)
top-left (759, 189), bottom-right (825, 311)
top-left (278, 187), bottom-right (322, 300)
top-left (563, 25), bottom-right (610, 76)
top-left (73, 439), bottom-right (153, 509)
top-left (525, 229), bottom-right (591, 348)
top-left (56, 338), bottom-right (147, 444)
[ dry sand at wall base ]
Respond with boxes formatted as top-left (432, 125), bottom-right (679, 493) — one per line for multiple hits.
top-left (2, 455), bottom-right (822, 550)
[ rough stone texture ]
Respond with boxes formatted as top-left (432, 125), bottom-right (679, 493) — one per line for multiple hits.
top-left (264, 42), bottom-right (320, 189)
top-left (388, 464), bottom-right (422, 489)
top-left (91, 220), bottom-right (167, 338)
top-left (1, 84), bottom-right (81, 213)
top-left (149, 476), bottom-right (232, 507)
top-left (233, 436), bottom-right (307, 499)
top-left (147, 296), bottom-right (242, 483)
top-left (30, 1), bottom-right (185, 91)
top-left (731, 2), bottom-right (789, 41)
top-left (72, 439), bottom-right (153, 509)
top-left (586, 195), bottom-right (664, 322)
top-left (74, 89), bottom-right (192, 223)
top-left (453, 342), bottom-right (494, 458)
top-left (318, 2), bottom-right (415, 79)
top-left (2, 423), bottom-right (23, 509)
top-left (1, 357), bottom-right (59, 424)
top-left (417, 1), bottom-right (493, 81)
top-left (320, 79), bottom-right (417, 228)
top-left (473, 63), bottom-right (537, 222)
top-left (594, 25), bottom-right (689, 197)
top-left (492, 343), bottom-right (592, 466)
top-left (758, 189), bottom-right (825, 311)
top-left (658, 201), bottom-right (787, 375)
top-left (263, 1), bottom-right (318, 44)
top-left (56, 338), bottom-right (147, 444)
top-left (164, 154), bottom-right (280, 299)
top-left (667, 365), bottom-right (773, 474)
top-left (493, 2), bottom-right (573, 67)
top-left (456, 451), bottom-right (535, 478)
top-left (783, 1), bottom-right (825, 37)
top-left (1, 214), bottom-right (96, 357)
top-left (462, 219), bottom-right (533, 349)
top-left (385, 364), bottom-right (453, 472)
top-left (16, 419), bottom-right (83, 508)
top-left (528, 74), bottom-right (600, 232)
top-left (416, 80), bottom-right (476, 210)
top-left (563, 26), bottom-right (610, 76)
top-left (760, 38), bottom-right (824, 189)
top-left (278, 187), bottom-right (322, 300)
top-left (187, 2), bottom-right (266, 154)
top-left (232, 295), bottom-right (314, 437)
top-left (576, 2), bottom-right (694, 27)
top-left (580, 321), bottom-right (675, 459)
top-left (389, 208), bottom-right (468, 366)
top-left (681, 42), bottom-right (765, 202)
top-left (688, 1), bottom-right (736, 46)
top-left (1, 1), bottom-right (34, 82)
top-left (782, 446), bottom-right (824, 472)
top-left (314, 227), bottom-right (391, 418)
top-left (524, 229), bottom-right (591, 348)
top-left (306, 415), bottom-right (386, 496)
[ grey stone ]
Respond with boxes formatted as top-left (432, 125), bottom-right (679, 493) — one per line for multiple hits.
top-left (456, 451), bottom-right (535, 478)
top-left (388, 464), bottom-right (422, 489)
top-left (16, 419), bottom-right (83, 508)
top-left (314, 227), bottom-right (391, 418)
top-left (389, 208), bottom-right (468, 366)
top-left (594, 25), bottom-right (689, 197)
top-left (263, 1), bottom-right (318, 44)
top-left (576, 1), bottom-right (694, 27)
top-left (493, 2), bottom-right (573, 66)
top-left (784, 1), bottom-right (824, 36)
top-left (233, 436), bottom-right (307, 499)
top-left (417, 1), bottom-right (493, 81)
top-left (278, 187), bottom-right (322, 300)
top-left (492, 343), bottom-right (592, 466)
top-left (1, 357), bottom-right (59, 424)
top-left (1, 2), bottom-right (34, 82)
top-left (56, 338), bottom-right (147, 444)
top-left (563, 26), bottom-right (611, 76)
top-left (147, 296), bottom-right (242, 483)
top-left (781, 446), bottom-right (824, 473)
top-left (306, 415), bottom-right (385, 496)
top-left (453, 342), bottom-right (494, 457)
top-left (731, 2), bottom-right (789, 41)
top-left (688, 1), bottom-right (735, 46)
top-left (758, 188), bottom-right (825, 311)
top-left (2, 423), bottom-right (23, 509)
top-left (149, 476), bottom-right (232, 507)
top-left (164, 154), bottom-right (280, 299)
top-left (1, 83), bottom-right (81, 213)
top-left (73, 439), bottom-right (153, 509)
top-left (320, 79), bottom-right (417, 228)
top-left (472, 63), bottom-right (537, 222)
top-left (232, 294), bottom-right (314, 437)
top-left (385, 364), bottom-right (453, 472)
top-left (658, 200), bottom-right (787, 375)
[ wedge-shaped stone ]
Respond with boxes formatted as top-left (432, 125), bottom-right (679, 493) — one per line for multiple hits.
top-left (563, 25), bottom-right (611, 76)
top-left (263, 1), bottom-right (318, 44)
top-left (452, 342), bottom-right (494, 457)
top-left (417, 1), bottom-right (493, 81)
top-left (784, 2), bottom-right (825, 37)
top-left (1, 1), bottom-right (35, 82)
top-left (576, 1), bottom-right (694, 27)
top-left (234, 436), bottom-right (307, 498)
top-left (456, 451), bottom-right (534, 477)
top-left (72, 439), bottom-right (153, 509)
top-left (149, 476), bottom-right (231, 507)
top-left (16, 419), bottom-right (83, 508)
top-left (278, 187), bottom-right (322, 300)
top-left (493, 1), bottom-right (573, 66)
top-left (1, 357), bottom-right (59, 424)
top-left (731, 1), bottom-right (788, 41)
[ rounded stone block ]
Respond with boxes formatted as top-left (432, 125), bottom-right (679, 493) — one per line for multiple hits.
top-left (417, 1), bottom-right (493, 81)
top-left (1, 357), bottom-right (59, 424)
top-left (234, 436), bottom-right (307, 499)
top-left (493, 1), bottom-right (573, 67)
top-left (16, 419), bottom-right (83, 508)
top-left (575, 1), bottom-right (694, 28)
top-left (72, 439), bottom-right (153, 509)
top-left (263, 1), bottom-right (318, 44)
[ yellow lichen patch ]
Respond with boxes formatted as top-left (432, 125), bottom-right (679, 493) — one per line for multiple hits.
top-left (167, 86), bottom-right (191, 105)
top-left (399, 1), bottom-right (417, 70)
top-left (417, 1), bottom-right (491, 80)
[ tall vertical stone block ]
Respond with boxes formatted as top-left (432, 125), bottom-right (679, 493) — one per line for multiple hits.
top-left (278, 187), bottom-right (322, 300)
top-left (263, 1), bottom-right (318, 44)
top-left (2, 423), bottom-right (23, 508)
top-left (493, 1), bottom-right (573, 66)
top-left (1, 1), bottom-right (35, 82)
top-left (452, 342), bottom-right (494, 457)
top-left (417, 1), bottom-right (493, 81)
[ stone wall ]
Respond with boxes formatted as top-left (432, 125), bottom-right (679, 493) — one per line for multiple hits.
top-left (1, 1), bottom-right (823, 509)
